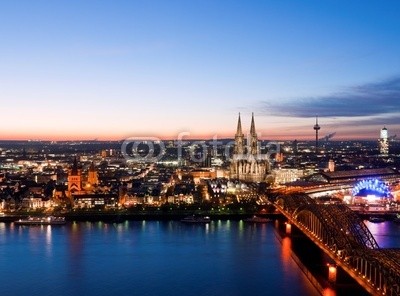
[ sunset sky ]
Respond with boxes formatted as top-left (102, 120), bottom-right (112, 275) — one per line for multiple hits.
top-left (1, 1), bottom-right (400, 141)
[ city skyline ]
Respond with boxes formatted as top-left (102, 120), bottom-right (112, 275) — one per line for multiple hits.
top-left (1, 1), bottom-right (400, 141)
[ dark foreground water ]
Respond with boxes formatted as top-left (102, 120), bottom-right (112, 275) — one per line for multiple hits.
top-left (0, 220), bottom-right (319, 296)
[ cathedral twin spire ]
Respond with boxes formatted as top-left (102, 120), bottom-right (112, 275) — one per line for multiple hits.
top-left (231, 113), bottom-right (268, 182)
top-left (234, 113), bottom-right (259, 156)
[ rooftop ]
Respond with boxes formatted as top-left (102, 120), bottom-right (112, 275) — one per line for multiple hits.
top-left (319, 168), bottom-right (398, 181)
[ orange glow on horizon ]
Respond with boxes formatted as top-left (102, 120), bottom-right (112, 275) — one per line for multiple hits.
top-left (0, 130), bottom-right (385, 142)
top-left (0, 124), bottom-right (389, 141)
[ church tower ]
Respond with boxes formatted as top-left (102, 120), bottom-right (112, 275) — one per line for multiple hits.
top-left (248, 112), bottom-right (259, 156)
top-left (87, 162), bottom-right (99, 186)
top-left (234, 113), bottom-right (244, 155)
top-left (68, 157), bottom-right (82, 196)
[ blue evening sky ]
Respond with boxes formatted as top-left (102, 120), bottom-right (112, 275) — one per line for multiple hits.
top-left (1, 1), bottom-right (399, 140)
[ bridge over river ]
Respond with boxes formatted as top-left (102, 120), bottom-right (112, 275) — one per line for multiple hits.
top-left (275, 193), bottom-right (400, 296)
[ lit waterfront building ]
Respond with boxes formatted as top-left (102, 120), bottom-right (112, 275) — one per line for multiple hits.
top-left (379, 126), bottom-right (389, 155)
top-left (230, 113), bottom-right (269, 182)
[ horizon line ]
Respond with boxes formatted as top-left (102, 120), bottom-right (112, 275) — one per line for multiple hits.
top-left (0, 137), bottom-right (385, 142)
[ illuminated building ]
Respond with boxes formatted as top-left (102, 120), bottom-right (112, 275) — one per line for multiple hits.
top-left (208, 179), bottom-right (259, 203)
top-left (299, 168), bottom-right (399, 201)
top-left (351, 179), bottom-right (392, 205)
top-left (273, 168), bottom-right (304, 185)
top-left (328, 159), bottom-right (335, 172)
top-left (352, 179), bottom-right (390, 197)
top-left (230, 113), bottom-right (269, 182)
top-left (190, 168), bottom-right (217, 184)
top-left (379, 127), bottom-right (389, 155)
top-left (308, 168), bottom-right (399, 185)
top-left (87, 162), bottom-right (99, 186)
top-left (68, 159), bottom-right (101, 202)
top-left (74, 194), bottom-right (118, 209)
top-left (275, 152), bottom-right (284, 163)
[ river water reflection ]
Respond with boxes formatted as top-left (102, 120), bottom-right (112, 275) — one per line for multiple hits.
top-left (0, 220), bottom-right (319, 296)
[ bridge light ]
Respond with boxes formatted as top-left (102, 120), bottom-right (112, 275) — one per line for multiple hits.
top-left (285, 223), bottom-right (291, 234)
top-left (327, 264), bottom-right (337, 283)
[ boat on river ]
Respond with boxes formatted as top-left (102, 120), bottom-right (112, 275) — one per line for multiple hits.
top-left (180, 215), bottom-right (211, 223)
top-left (14, 216), bottom-right (66, 226)
top-left (243, 215), bottom-right (272, 223)
top-left (393, 214), bottom-right (400, 223)
top-left (368, 216), bottom-right (385, 223)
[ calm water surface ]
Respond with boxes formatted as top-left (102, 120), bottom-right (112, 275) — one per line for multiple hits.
top-left (0, 220), bottom-right (319, 296)
top-left (364, 220), bottom-right (400, 248)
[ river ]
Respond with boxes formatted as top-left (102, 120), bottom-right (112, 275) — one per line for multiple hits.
top-left (0, 220), bottom-right (321, 296)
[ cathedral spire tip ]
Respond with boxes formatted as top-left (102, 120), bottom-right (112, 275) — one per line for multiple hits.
top-left (250, 112), bottom-right (256, 135)
top-left (236, 112), bottom-right (243, 136)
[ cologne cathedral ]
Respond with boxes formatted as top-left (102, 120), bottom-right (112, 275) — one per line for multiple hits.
top-left (230, 113), bottom-right (269, 182)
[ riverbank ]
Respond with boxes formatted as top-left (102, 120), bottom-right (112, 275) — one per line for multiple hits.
top-left (0, 211), bottom-right (283, 223)
top-left (1, 208), bottom-right (399, 223)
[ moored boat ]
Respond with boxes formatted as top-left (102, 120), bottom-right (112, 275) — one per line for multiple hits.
top-left (393, 214), bottom-right (400, 223)
top-left (368, 216), bottom-right (385, 223)
top-left (180, 215), bottom-right (211, 223)
top-left (244, 215), bottom-right (272, 223)
top-left (14, 216), bottom-right (66, 226)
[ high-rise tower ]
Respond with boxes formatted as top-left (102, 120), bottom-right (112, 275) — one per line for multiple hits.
top-left (313, 116), bottom-right (321, 155)
top-left (379, 127), bottom-right (389, 156)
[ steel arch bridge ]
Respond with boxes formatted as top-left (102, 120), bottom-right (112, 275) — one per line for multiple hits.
top-left (275, 193), bottom-right (400, 296)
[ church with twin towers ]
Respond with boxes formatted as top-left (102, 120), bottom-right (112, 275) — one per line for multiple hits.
top-left (230, 113), bottom-right (270, 183)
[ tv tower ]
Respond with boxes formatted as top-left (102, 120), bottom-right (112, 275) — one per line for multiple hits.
top-left (313, 116), bottom-right (321, 154)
